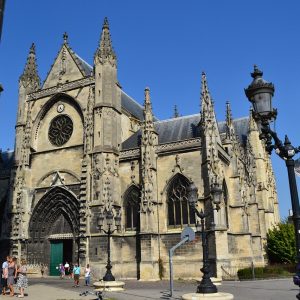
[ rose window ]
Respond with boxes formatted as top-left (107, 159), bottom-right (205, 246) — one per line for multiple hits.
top-left (48, 115), bottom-right (73, 147)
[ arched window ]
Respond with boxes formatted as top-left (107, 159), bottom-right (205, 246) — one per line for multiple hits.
top-left (167, 174), bottom-right (195, 228)
top-left (124, 185), bottom-right (140, 230)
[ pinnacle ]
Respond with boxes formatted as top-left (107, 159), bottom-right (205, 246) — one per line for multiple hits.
top-left (144, 87), bottom-right (151, 105)
top-left (20, 43), bottom-right (40, 89)
top-left (96, 17), bottom-right (116, 61)
top-left (226, 101), bottom-right (232, 126)
top-left (174, 105), bottom-right (179, 118)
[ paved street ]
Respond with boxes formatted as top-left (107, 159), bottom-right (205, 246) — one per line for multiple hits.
top-left (1, 277), bottom-right (298, 300)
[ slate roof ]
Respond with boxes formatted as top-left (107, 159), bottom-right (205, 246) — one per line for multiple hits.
top-left (218, 117), bottom-right (249, 145)
top-left (71, 52), bottom-right (93, 77)
top-left (122, 115), bottom-right (250, 150)
top-left (121, 91), bottom-right (145, 121)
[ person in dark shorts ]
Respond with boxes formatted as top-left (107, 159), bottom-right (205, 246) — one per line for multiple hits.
top-left (73, 263), bottom-right (80, 287)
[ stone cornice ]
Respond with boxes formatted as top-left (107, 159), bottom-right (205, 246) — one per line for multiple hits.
top-left (120, 148), bottom-right (140, 160)
top-left (120, 138), bottom-right (202, 160)
top-left (156, 138), bottom-right (201, 154)
top-left (27, 77), bottom-right (94, 101)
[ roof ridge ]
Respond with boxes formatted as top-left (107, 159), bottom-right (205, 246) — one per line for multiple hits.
top-left (154, 113), bottom-right (200, 124)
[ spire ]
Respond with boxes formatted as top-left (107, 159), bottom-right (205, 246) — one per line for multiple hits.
top-left (200, 72), bottom-right (213, 116)
top-left (173, 105), bottom-right (179, 118)
top-left (20, 43), bottom-right (40, 90)
top-left (95, 17), bottom-right (116, 63)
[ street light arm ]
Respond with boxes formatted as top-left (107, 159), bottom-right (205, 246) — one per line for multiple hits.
top-left (261, 122), bottom-right (299, 160)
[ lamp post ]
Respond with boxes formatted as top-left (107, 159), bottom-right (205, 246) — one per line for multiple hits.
top-left (187, 180), bottom-right (222, 294)
top-left (245, 65), bottom-right (300, 299)
top-left (97, 209), bottom-right (121, 282)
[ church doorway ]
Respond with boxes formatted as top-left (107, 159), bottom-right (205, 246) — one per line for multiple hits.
top-left (28, 186), bottom-right (80, 271)
top-left (49, 239), bottom-right (73, 276)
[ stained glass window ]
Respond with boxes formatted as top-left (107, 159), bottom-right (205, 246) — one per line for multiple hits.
top-left (124, 186), bottom-right (140, 230)
top-left (167, 174), bottom-right (195, 227)
top-left (48, 115), bottom-right (73, 147)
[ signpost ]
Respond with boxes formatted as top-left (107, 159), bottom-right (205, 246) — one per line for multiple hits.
top-left (169, 227), bottom-right (195, 297)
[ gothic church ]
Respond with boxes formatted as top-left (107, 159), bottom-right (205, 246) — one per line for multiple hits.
top-left (0, 18), bottom-right (280, 279)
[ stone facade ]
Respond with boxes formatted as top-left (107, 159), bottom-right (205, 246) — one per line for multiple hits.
top-left (0, 18), bottom-right (280, 280)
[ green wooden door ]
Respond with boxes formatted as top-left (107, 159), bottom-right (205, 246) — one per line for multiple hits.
top-left (50, 241), bottom-right (63, 276)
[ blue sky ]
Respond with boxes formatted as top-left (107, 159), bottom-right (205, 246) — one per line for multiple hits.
top-left (0, 0), bottom-right (300, 218)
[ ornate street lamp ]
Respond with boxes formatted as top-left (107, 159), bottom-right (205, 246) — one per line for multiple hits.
top-left (245, 65), bottom-right (300, 299)
top-left (187, 181), bottom-right (222, 294)
top-left (97, 209), bottom-right (121, 281)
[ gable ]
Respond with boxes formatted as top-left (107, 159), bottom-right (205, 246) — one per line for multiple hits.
top-left (43, 44), bottom-right (91, 89)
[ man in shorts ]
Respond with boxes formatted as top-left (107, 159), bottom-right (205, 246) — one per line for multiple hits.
top-left (73, 264), bottom-right (81, 287)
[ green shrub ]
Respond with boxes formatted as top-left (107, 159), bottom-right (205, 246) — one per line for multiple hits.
top-left (237, 265), bottom-right (294, 280)
top-left (267, 221), bottom-right (296, 264)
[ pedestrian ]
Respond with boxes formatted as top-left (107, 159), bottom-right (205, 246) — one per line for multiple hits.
top-left (1, 256), bottom-right (9, 295)
top-left (69, 263), bottom-right (74, 279)
top-left (16, 259), bottom-right (28, 298)
top-left (59, 264), bottom-right (65, 279)
top-left (73, 263), bottom-right (81, 287)
top-left (64, 261), bottom-right (70, 276)
top-left (84, 264), bottom-right (91, 286)
top-left (41, 264), bottom-right (45, 278)
top-left (7, 256), bottom-right (17, 296)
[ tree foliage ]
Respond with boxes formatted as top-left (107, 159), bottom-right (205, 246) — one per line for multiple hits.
top-left (267, 220), bottom-right (296, 264)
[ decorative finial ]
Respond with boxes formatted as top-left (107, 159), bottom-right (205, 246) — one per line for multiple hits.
top-left (251, 64), bottom-right (263, 78)
top-left (103, 17), bottom-right (109, 29)
top-left (29, 43), bottom-right (35, 54)
top-left (63, 32), bottom-right (68, 44)
top-left (284, 135), bottom-right (291, 146)
top-left (174, 105), bottom-right (179, 118)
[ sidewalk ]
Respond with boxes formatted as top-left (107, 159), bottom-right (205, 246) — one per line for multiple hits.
top-left (2, 277), bottom-right (298, 300)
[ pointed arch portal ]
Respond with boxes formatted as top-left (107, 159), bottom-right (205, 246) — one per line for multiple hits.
top-left (28, 186), bottom-right (80, 275)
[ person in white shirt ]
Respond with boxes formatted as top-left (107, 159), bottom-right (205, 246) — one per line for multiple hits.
top-left (1, 256), bottom-right (9, 295)
top-left (84, 264), bottom-right (91, 286)
top-left (64, 262), bottom-right (70, 276)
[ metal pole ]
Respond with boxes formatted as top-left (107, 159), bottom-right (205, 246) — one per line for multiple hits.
top-left (197, 214), bottom-right (217, 294)
top-left (169, 236), bottom-right (189, 297)
top-left (169, 248), bottom-right (173, 297)
top-left (286, 159), bottom-right (300, 262)
top-left (103, 225), bottom-right (115, 281)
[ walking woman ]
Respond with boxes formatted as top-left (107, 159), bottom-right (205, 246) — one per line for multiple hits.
top-left (16, 259), bottom-right (28, 298)
top-left (7, 256), bottom-right (17, 296)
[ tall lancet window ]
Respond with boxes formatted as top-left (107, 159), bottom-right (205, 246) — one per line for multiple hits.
top-left (124, 186), bottom-right (140, 231)
top-left (167, 174), bottom-right (195, 228)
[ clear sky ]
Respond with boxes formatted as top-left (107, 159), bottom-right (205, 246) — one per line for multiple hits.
top-left (0, 0), bottom-right (300, 218)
